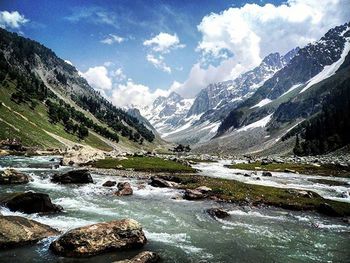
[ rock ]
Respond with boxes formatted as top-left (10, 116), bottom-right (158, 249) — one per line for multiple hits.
top-left (50, 219), bottom-right (146, 257)
top-left (317, 203), bottom-right (340, 216)
top-left (0, 192), bottom-right (63, 214)
top-left (114, 251), bottom-right (160, 263)
top-left (51, 169), bottom-right (93, 184)
top-left (262, 171), bottom-right (272, 177)
top-left (284, 169), bottom-right (297, 173)
top-left (207, 208), bottom-right (230, 219)
top-left (261, 159), bottom-right (272, 165)
top-left (150, 177), bottom-right (178, 188)
top-left (244, 173), bottom-right (251, 177)
top-left (0, 215), bottom-right (59, 249)
top-left (296, 190), bottom-right (318, 198)
top-left (184, 189), bottom-right (205, 200)
top-left (195, 186), bottom-right (212, 193)
top-left (115, 182), bottom-right (133, 196)
top-left (0, 169), bottom-right (31, 184)
top-left (116, 165), bottom-right (123, 169)
top-left (103, 180), bottom-right (117, 187)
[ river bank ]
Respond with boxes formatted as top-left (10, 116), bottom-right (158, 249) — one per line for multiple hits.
top-left (0, 155), bottom-right (350, 262)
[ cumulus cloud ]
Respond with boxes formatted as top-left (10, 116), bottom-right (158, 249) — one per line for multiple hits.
top-left (111, 80), bottom-right (169, 108)
top-left (146, 54), bottom-right (171, 73)
top-left (81, 66), bottom-right (112, 90)
top-left (111, 68), bottom-right (126, 82)
top-left (143, 32), bottom-right (185, 53)
top-left (0, 11), bottom-right (29, 29)
top-left (100, 34), bottom-right (125, 44)
top-left (173, 0), bottom-right (350, 98)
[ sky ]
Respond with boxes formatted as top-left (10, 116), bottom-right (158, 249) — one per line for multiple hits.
top-left (0, 0), bottom-right (349, 108)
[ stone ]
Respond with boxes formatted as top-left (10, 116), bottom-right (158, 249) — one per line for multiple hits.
top-left (51, 169), bottom-right (93, 184)
top-left (317, 203), bottom-right (340, 216)
top-left (0, 169), bottom-right (31, 184)
top-left (115, 182), bottom-right (133, 196)
top-left (183, 189), bottom-right (205, 200)
top-left (262, 171), bottom-right (272, 177)
top-left (195, 186), bottom-right (212, 193)
top-left (261, 159), bottom-right (272, 165)
top-left (284, 169), bottom-right (297, 173)
top-left (150, 177), bottom-right (178, 188)
top-left (244, 173), bottom-right (251, 177)
top-left (0, 192), bottom-right (63, 214)
top-left (113, 251), bottom-right (160, 263)
top-left (207, 208), bottom-right (230, 219)
top-left (0, 215), bottom-right (59, 249)
top-left (103, 180), bottom-right (117, 187)
top-left (50, 219), bottom-right (147, 257)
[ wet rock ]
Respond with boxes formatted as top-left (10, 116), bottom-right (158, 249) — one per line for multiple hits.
top-left (207, 208), bottom-right (230, 219)
top-left (317, 203), bottom-right (340, 216)
top-left (50, 219), bottom-right (147, 257)
top-left (150, 177), bottom-right (178, 188)
top-left (0, 192), bottom-right (63, 214)
top-left (51, 169), bottom-right (93, 184)
top-left (115, 182), bottom-right (133, 196)
top-left (195, 186), bottom-right (212, 193)
top-left (0, 169), bottom-right (31, 184)
top-left (0, 215), bottom-right (60, 249)
top-left (184, 189), bottom-right (205, 200)
top-left (102, 180), bottom-right (117, 187)
top-left (244, 173), bottom-right (251, 177)
top-left (114, 251), bottom-right (160, 263)
top-left (262, 171), bottom-right (272, 177)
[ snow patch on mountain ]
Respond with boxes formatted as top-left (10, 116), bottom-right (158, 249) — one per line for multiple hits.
top-left (250, 98), bottom-right (272, 108)
top-left (300, 39), bottom-right (350, 93)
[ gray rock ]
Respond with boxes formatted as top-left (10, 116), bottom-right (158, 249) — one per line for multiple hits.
top-left (51, 169), bottom-right (93, 184)
top-left (113, 251), bottom-right (160, 263)
top-left (50, 219), bottom-right (146, 257)
top-left (0, 215), bottom-right (59, 249)
top-left (0, 169), bottom-right (31, 184)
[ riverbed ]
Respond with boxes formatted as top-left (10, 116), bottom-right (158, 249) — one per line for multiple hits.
top-left (0, 156), bottom-right (349, 262)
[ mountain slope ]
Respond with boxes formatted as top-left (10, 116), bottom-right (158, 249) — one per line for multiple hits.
top-left (0, 28), bottom-right (156, 152)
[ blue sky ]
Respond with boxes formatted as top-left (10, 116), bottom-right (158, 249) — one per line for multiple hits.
top-left (1, 0), bottom-right (349, 107)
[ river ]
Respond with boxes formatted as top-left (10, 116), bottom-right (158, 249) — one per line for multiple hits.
top-left (0, 156), bottom-right (349, 262)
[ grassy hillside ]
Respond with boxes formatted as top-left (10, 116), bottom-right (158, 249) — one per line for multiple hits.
top-left (0, 80), bottom-right (113, 150)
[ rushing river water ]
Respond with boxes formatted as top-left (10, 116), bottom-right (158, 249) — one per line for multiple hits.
top-left (0, 156), bottom-right (349, 263)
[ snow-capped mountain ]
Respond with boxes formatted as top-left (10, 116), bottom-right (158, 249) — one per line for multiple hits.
top-left (194, 22), bottom-right (350, 155)
top-left (155, 48), bottom-right (299, 144)
top-left (140, 92), bottom-right (194, 135)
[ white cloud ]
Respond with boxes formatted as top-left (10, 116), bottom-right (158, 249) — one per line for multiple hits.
top-left (81, 66), bottom-right (112, 90)
top-left (111, 68), bottom-right (126, 81)
top-left (143, 32), bottom-right (185, 53)
top-left (146, 54), bottom-right (171, 73)
top-left (173, 0), bottom-right (350, 98)
top-left (0, 11), bottom-right (29, 29)
top-left (100, 34), bottom-right (125, 44)
top-left (111, 80), bottom-right (168, 108)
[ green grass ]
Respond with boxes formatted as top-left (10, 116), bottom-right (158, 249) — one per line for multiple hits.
top-left (92, 156), bottom-right (197, 173)
top-left (156, 173), bottom-right (350, 216)
top-left (225, 162), bottom-right (350, 177)
top-left (0, 82), bottom-right (112, 151)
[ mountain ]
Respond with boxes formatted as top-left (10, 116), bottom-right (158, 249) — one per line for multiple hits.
top-left (0, 28), bottom-right (156, 152)
top-left (194, 22), bottom-right (350, 155)
top-left (141, 92), bottom-right (194, 136)
top-left (145, 48), bottom-right (298, 144)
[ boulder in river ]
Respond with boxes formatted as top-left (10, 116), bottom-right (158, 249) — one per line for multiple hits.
top-left (0, 215), bottom-right (60, 249)
top-left (114, 251), bottom-right (160, 263)
top-left (0, 169), bottom-right (31, 184)
top-left (115, 182), bottom-right (133, 196)
top-left (150, 177), bottom-right (178, 188)
top-left (51, 169), bottom-right (93, 184)
top-left (262, 171), bottom-right (273, 177)
top-left (317, 203), bottom-right (341, 216)
top-left (184, 189), bottom-right (205, 200)
top-left (195, 186), bottom-right (212, 193)
top-left (103, 180), bottom-right (117, 187)
top-left (207, 208), bottom-right (230, 219)
top-left (50, 219), bottom-right (147, 257)
top-left (0, 192), bottom-right (63, 214)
